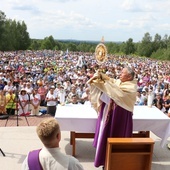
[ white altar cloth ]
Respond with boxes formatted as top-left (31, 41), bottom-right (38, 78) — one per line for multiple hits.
top-left (55, 104), bottom-right (170, 147)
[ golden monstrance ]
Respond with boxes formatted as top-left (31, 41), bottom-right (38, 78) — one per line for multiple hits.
top-left (95, 36), bottom-right (108, 65)
top-left (94, 36), bottom-right (108, 83)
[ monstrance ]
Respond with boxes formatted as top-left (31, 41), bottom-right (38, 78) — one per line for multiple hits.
top-left (94, 36), bottom-right (108, 83)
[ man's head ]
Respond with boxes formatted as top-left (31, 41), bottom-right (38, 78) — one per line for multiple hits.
top-left (20, 88), bottom-right (27, 95)
top-left (71, 94), bottom-right (78, 104)
top-left (8, 89), bottom-right (14, 94)
top-left (156, 93), bottom-right (161, 99)
top-left (49, 85), bottom-right (55, 93)
top-left (137, 91), bottom-right (141, 97)
top-left (71, 86), bottom-right (76, 93)
top-left (119, 67), bottom-right (135, 82)
top-left (36, 118), bottom-right (61, 148)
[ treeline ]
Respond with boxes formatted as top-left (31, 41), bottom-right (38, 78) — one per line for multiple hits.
top-left (0, 10), bottom-right (170, 60)
top-left (0, 11), bottom-right (30, 50)
top-left (30, 34), bottom-right (170, 61)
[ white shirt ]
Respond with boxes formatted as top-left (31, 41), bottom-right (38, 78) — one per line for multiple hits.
top-left (30, 93), bottom-right (41, 105)
top-left (22, 147), bottom-right (84, 170)
top-left (25, 87), bottom-right (33, 94)
top-left (18, 94), bottom-right (29, 107)
top-left (3, 85), bottom-right (16, 93)
top-left (46, 92), bottom-right (58, 106)
top-left (57, 90), bottom-right (66, 103)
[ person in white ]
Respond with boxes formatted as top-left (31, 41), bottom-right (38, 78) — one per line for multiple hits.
top-left (18, 89), bottom-right (29, 115)
top-left (25, 82), bottom-right (33, 113)
top-left (81, 87), bottom-right (90, 104)
top-left (22, 118), bottom-right (84, 170)
top-left (25, 82), bottom-right (33, 95)
top-left (57, 85), bottom-right (66, 105)
top-left (76, 55), bottom-right (84, 68)
top-left (45, 86), bottom-right (58, 116)
top-left (3, 81), bottom-right (16, 94)
top-left (30, 88), bottom-right (41, 116)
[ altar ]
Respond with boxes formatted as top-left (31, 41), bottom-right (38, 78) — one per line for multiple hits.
top-left (55, 103), bottom-right (170, 156)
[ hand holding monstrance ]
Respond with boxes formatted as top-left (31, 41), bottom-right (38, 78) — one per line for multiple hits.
top-left (87, 38), bottom-right (109, 84)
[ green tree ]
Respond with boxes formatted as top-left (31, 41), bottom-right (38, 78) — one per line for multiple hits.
top-left (89, 46), bottom-right (95, 53)
top-left (162, 48), bottom-right (170, 60)
top-left (48, 35), bottom-right (56, 48)
top-left (16, 21), bottom-right (30, 50)
top-left (151, 48), bottom-right (170, 60)
top-left (40, 35), bottom-right (56, 50)
top-left (11, 20), bottom-right (20, 50)
top-left (106, 42), bottom-right (120, 54)
top-left (0, 11), bottom-right (6, 49)
top-left (121, 38), bottom-right (135, 55)
top-left (0, 16), bottom-right (30, 51)
top-left (41, 37), bottom-right (53, 49)
top-left (137, 32), bottom-right (153, 57)
top-left (29, 39), bottom-right (41, 50)
top-left (55, 40), bottom-right (61, 50)
top-left (66, 42), bottom-right (77, 51)
top-left (162, 34), bottom-right (169, 49)
top-left (77, 43), bottom-right (86, 51)
top-left (153, 33), bottom-right (162, 52)
top-left (59, 42), bottom-right (67, 51)
top-left (119, 42), bottom-right (126, 54)
top-left (168, 36), bottom-right (170, 49)
top-left (1, 19), bottom-right (17, 50)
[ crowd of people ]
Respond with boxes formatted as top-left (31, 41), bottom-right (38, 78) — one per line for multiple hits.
top-left (0, 50), bottom-right (169, 117)
top-left (0, 49), bottom-right (170, 169)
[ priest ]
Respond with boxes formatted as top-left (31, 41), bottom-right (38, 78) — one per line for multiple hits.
top-left (87, 66), bottom-right (137, 168)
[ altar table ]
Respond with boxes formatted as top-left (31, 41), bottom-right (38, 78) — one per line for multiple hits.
top-left (55, 103), bottom-right (170, 156)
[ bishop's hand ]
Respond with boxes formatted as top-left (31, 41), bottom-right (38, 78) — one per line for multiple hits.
top-left (86, 70), bottom-right (104, 84)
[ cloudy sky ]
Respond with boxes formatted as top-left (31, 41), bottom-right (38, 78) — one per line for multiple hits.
top-left (1, 0), bottom-right (170, 42)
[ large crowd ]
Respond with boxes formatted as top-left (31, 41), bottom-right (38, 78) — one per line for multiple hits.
top-left (0, 50), bottom-right (170, 117)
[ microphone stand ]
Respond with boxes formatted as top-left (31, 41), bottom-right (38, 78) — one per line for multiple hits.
top-left (16, 89), bottom-right (29, 126)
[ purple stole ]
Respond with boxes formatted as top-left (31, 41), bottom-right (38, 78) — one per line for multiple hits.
top-left (28, 149), bottom-right (42, 170)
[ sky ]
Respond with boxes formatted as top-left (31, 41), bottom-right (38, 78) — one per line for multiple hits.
top-left (1, 0), bottom-right (170, 42)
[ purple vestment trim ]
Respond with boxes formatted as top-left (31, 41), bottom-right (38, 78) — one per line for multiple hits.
top-left (28, 149), bottom-right (42, 170)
